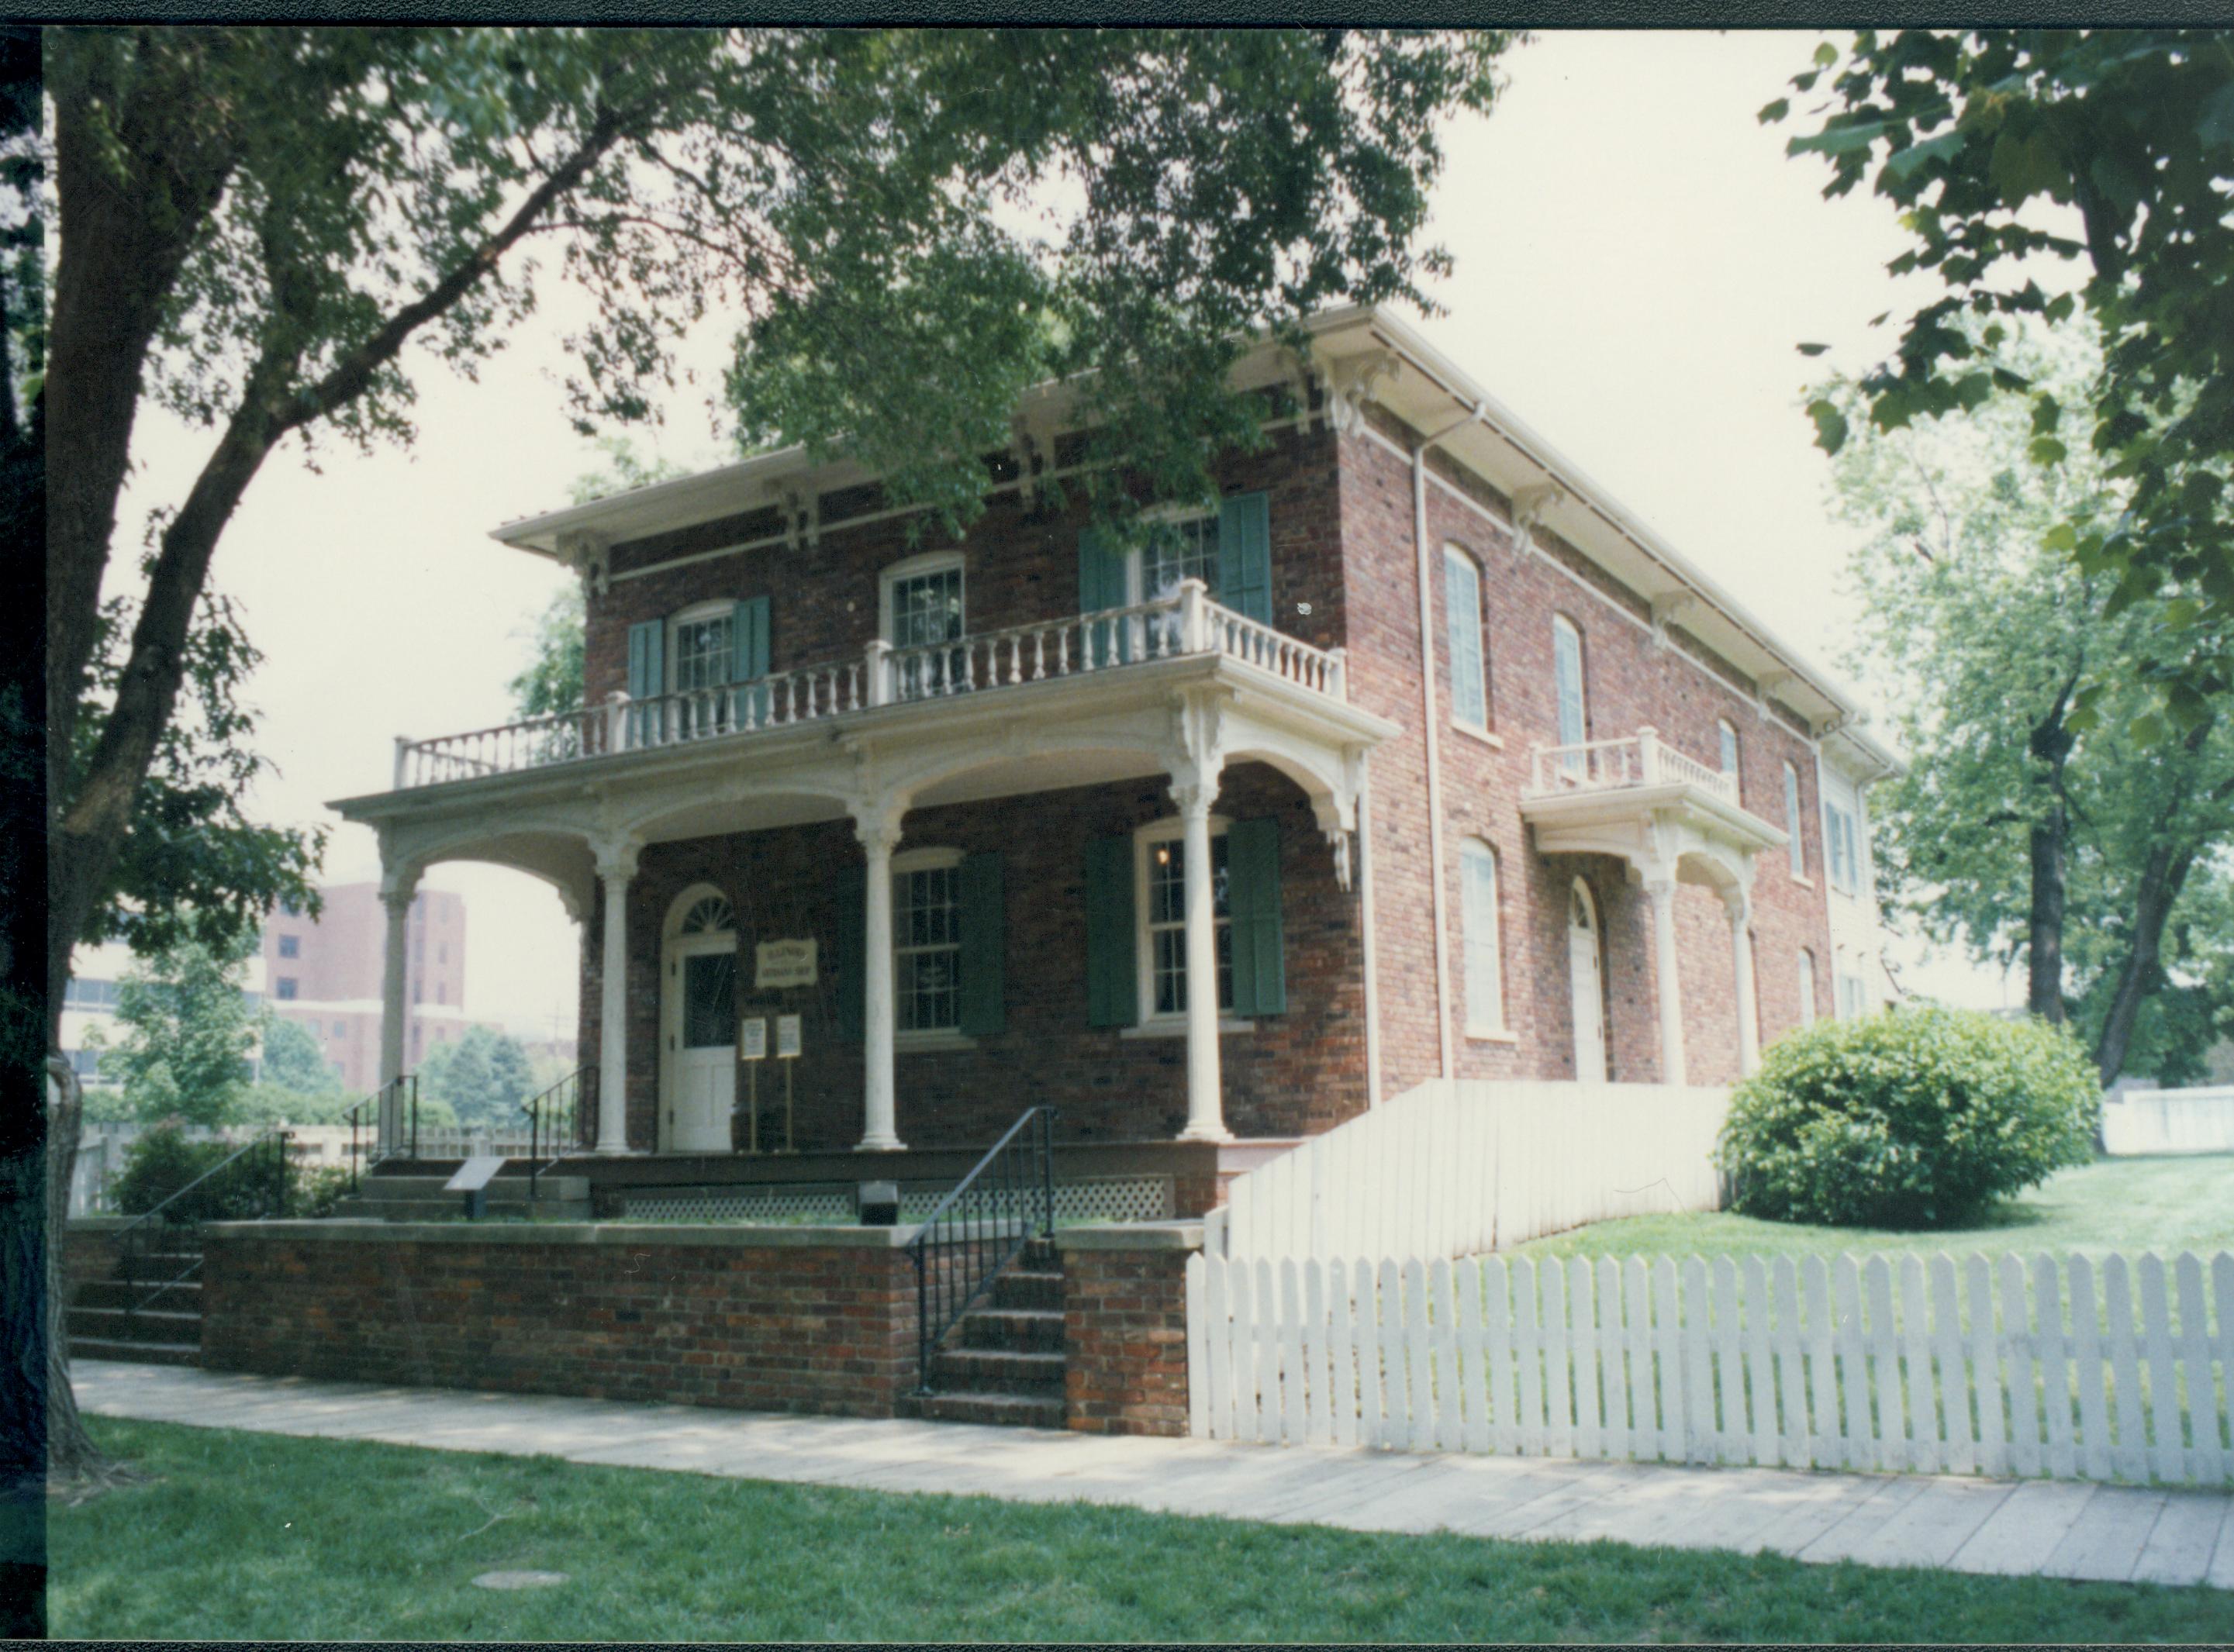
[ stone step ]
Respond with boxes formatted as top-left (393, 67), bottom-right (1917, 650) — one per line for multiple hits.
top-left (67, 1336), bottom-right (199, 1367)
top-left (990, 1270), bottom-right (1064, 1312)
top-left (71, 1278), bottom-right (202, 1313)
top-left (356, 1174), bottom-right (589, 1203)
top-left (330, 1196), bottom-right (593, 1223)
top-left (1020, 1237), bottom-right (1059, 1270)
top-left (961, 1308), bottom-right (1065, 1354)
top-left (914, 1390), bottom-right (1065, 1430)
top-left (115, 1253), bottom-right (202, 1286)
top-left (930, 1347), bottom-right (1067, 1396)
top-left (67, 1305), bottom-right (200, 1344)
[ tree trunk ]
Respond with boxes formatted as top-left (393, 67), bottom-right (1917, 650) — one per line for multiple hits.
top-left (2026, 805), bottom-right (2068, 1023)
top-left (2093, 845), bottom-right (2196, 1091)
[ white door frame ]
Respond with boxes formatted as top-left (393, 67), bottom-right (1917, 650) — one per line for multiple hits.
top-left (660, 887), bottom-right (737, 1154)
top-left (1569, 877), bottom-right (1607, 1084)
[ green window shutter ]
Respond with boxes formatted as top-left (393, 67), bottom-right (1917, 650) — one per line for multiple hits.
top-left (834, 862), bottom-right (865, 1043)
top-left (1079, 526), bottom-right (1131, 665)
top-left (732, 596), bottom-right (772, 723)
top-left (958, 850), bottom-right (1006, 1038)
top-left (1083, 834), bottom-right (1137, 1028)
top-left (626, 619), bottom-right (664, 745)
top-left (1217, 490), bottom-right (1272, 624)
top-left (1227, 815), bottom-right (1286, 1017)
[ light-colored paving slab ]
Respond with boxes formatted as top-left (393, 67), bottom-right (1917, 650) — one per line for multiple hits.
top-left (74, 1361), bottom-right (2232, 1589)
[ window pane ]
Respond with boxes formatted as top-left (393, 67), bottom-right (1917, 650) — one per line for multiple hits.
top-left (893, 864), bottom-right (962, 1031)
top-left (1719, 723), bottom-right (1739, 778)
top-left (1144, 517), bottom-right (1220, 601)
top-left (1553, 619), bottom-right (1587, 754)
top-left (1144, 831), bottom-right (1231, 1016)
top-left (1445, 550), bottom-right (1486, 726)
top-left (1784, 766), bottom-right (1805, 875)
top-left (1462, 843), bottom-right (1501, 1030)
top-left (890, 568), bottom-right (965, 647)
top-left (682, 951), bottom-right (737, 1047)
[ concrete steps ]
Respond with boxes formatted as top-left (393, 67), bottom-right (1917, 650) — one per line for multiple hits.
top-left (912, 1236), bottom-right (1068, 1430)
top-left (336, 1171), bottom-right (592, 1223)
top-left (68, 1233), bottom-right (203, 1368)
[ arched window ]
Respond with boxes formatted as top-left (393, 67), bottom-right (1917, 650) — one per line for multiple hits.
top-left (1783, 762), bottom-right (1806, 878)
top-left (1445, 546), bottom-right (1489, 731)
top-left (1459, 839), bottom-right (1504, 1036)
top-left (1718, 719), bottom-right (1741, 785)
top-left (677, 894), bottom-right (735, 936)
top-left (1797, 949), bottom-right (1818, 1025)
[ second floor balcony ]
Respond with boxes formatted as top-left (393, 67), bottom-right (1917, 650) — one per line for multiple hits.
top-left (1520, 726), bottom-right (1787, 885)
top-left (392, 582), bottom-right (1351, 792)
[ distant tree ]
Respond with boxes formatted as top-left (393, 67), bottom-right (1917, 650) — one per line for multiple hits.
top-left (106, 928), bottom-right (262, 1126)
top-left (506, 438), bottom-right (693, 720)
top-left (258, 1015), bottom-right (337, 1096)
top-left (230, 1080), bottom-right (354, 1129)
top-left (1771, 29), bottom-right (2234, 739)
top-left (1821, 319), bottom-right (2234, 1088)
top-left (419, 1025), bottom-right (536, 1134)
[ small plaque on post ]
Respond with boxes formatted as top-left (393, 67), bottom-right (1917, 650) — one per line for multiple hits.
top-left (737, 1016), bottom-right (767, 1061)
top-left (775, 1013), bottom-right (803, 1059)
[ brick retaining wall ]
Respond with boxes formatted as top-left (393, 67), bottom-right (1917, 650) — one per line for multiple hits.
top-left (1058, 1225), bottom-right (1200, 1437)
top-left (200, 1221), bottom-right (920, 1419)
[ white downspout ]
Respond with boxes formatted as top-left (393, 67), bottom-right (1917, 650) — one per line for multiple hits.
top-left (1411, 405), bottom-right (1484, 1080)
top-left (1357, 768), bottom-right (1382, 1108)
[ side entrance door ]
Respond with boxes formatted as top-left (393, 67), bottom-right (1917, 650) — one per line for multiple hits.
top-left (663, 898), bottom-right (737, 1153)
top-left (1569, 878), bottom-right (1607, 1083)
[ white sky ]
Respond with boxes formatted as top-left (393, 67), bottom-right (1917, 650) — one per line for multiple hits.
top-left (111, 29), bottom-right (2028, 1035)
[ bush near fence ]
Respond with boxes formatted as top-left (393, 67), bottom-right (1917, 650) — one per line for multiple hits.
top-left (1186, 1247), bottom-right (2234, 1489)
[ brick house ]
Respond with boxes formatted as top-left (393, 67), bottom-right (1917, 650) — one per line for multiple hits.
top-left (333, 305), bottom-right (1894, 1214)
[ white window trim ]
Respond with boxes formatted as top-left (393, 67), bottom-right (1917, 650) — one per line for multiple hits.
top-left (1134, 812), bottom-right (1232, 1029)
top-left (1445, 544), bottom-right (1491, 736)
top-left (1119, 503), bottom-right (1222, 609)
top-left (879, 550), bottom-right (966, 645)
top-left (1797, 950), bottom-right (1818, 1025)
top-left (1783, 762), bottom-right (1808, 881)
top-left (889, 845), bottom-right (974, 1048)
top-left (1459, 837), bottom-right (1507, 1039)
top-left (1718, 719), bottom-right (1741, 785)
top-left (667, 598), bottom-right (735, 695)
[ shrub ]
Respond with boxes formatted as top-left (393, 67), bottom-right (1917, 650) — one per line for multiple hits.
top-left (112, 1123), bottom-right (293, 1225)
top-left (1714, 1005), bottom-right (2100, 1229)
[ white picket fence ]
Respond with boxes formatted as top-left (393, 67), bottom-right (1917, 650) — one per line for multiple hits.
top-left (1204, 1079), bottom-right (1731, 1262)
top-left (1184, 1248), bottom-right (2234, 1488)
top-left (2103, 1087), bottom-right (2234, 1156)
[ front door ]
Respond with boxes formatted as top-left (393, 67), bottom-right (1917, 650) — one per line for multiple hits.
top-left (1569, 879), bottom-right (1607, 1083)
top-left (665, 929), bottom-right (737, 1153)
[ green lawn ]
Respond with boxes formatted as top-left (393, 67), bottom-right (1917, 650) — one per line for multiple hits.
top-left (1505, 1155), bottom-right (2234, 1267)
top-left (47, 1418), bottom-right (2234, 1643)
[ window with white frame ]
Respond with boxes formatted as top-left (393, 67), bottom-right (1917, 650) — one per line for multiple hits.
top-left (1552, 615), bottom-right (1587, 747)
top-left (1459, 838), bottom-right (1504, 1035)
top-left (1718, 719), bottom-right (1740, 783)
top-left (1783, 763), bottom-right (1806, 878)
top-left (882, 554), bottom-right (966, 698)
top-left (1138, 819), bottom-right (1232, 1019)
top-left (1141, 512), bottom-right (1221, 604)
top-left (1445, 547), bottom-right (1489, 731)
top-left (892, 848), bottom-right (964, 1034)
top-left (1837, 968), bottom-right (1868, 1019)
top-left (1797, 949), bottom-right (1818, 1024)
top-left (669, 602), bottom-right (734, 695)
top-left (1824, 799), bottom-right (1860, 895)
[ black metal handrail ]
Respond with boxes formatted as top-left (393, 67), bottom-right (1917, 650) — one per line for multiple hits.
top-left (903, 1105), bottom-right (1058, 1395)
top-left (344, 1074), bottom-right (419, 1188)
top-left (522, 1066), bottom-right (590, 1212)
top-left (116, 1127), bottom-right (292, 1336)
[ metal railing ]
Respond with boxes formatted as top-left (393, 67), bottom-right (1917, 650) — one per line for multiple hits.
top-left (116, 1127), bottom-right (292, 1337)
top-left (345, 1074), bottom-right (419, 1189)
top-left (523, 1066), bottom-right (591, 1212)
top-left (392, 582), bottom-right (1348, 789)
top-left (1526, 726), bottom-right (1740, 807)
top-left (903, 1105), bottom-right (1058, 1396)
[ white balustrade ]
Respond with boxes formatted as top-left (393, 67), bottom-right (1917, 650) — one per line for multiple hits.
top-left (1528, 731), bottom-right (1738, 805)
top-left (395, 586), bottom-right (1348, 791)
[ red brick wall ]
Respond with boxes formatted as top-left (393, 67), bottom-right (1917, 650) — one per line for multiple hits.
top-left (1061, 1239), bottom-right (1193, 1436)
top-left (199, 1227), bottom-right (920, 1419)
top-left (1336, 410), bottom-right (1835, 1095)
top-left (577, 760), bottom-right (1367, 1154)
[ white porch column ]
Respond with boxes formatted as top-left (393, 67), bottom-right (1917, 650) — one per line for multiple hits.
top-left (593, 838), bottom-right (640, 1155)
top-left (376, 873), bottom-right (417, 1151)
top-left (1645, 874), bottom-right (1687, 1088)
top-left (1174, 774), bottom-right (1231, 1143)
top-left (1728, 890), bottom-right (1762, 1078)
top-left (855, 809), bottom-right (906, 1151)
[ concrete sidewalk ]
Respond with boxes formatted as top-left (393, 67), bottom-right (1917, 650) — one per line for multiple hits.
top-left (75, 1360), bottom-right (2234, 1591)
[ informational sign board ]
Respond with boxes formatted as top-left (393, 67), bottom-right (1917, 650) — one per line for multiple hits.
top-left (775, 1013), bottom-right (803, 1059)
top-left (737, 1016), bottom-right (768, 1061)
top-left (754, 939), bottom-right (818, 991)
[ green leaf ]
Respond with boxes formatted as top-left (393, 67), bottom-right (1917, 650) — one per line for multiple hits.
top-left (2028, 436), bottom-right (2068, 466)
top-left (1813, 40), bottom-right (1839, 67)
top-left (2201, 81), bottom-right (2234, 150)
top-left (1790, 120), bottom-right (1887, 159)
top-left (1796, 342), bottom-right (1831, 357)
top-left (1758, 97), bottom-right (1790, 125)
top-left (1885, 127), bottom-right (1966, 182)
top-left (1988, 128), bottom-right (2065, 207)
top-left (1806, 398), bottom-right (1850, 454)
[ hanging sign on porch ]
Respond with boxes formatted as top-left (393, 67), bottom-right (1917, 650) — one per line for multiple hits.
top-left (737, 1016), bottom-right (767, 1061)
top-left (775, 1014), bottom-right (803, 1059)
top-left (754, 938), bottom-right (817, 990)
